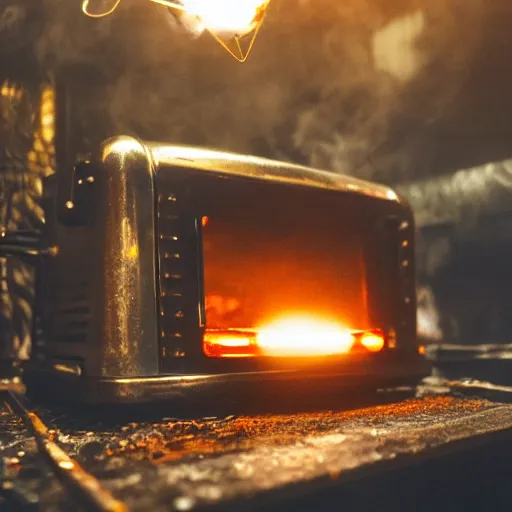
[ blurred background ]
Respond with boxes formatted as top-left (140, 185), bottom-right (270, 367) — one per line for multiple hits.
top-left (1, 0), bottom-right (512, 364)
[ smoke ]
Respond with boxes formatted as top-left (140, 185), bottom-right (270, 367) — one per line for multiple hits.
top-left (417, 285), bottom-right (443, 342)
top-left (35, 0), bottom-right (485, 182)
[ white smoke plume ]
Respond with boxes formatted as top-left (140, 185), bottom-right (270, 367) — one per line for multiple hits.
top-left (31, 0), bottom-right (486, 182)
top-left (417, 285), bottom-right (443, 342)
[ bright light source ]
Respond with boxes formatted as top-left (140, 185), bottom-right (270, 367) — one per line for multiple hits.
top-left (154, 0), bottom-right (272, 61)
top-left (203, 329), bottom-right (257, 358)
top-left (82, 0), bottom-right (272, 62)
top-left (257, 317), bottom-right (355, 357)
top-left (203, 317), bottom-right (361, 358)
top-left (359, 330), bottom-right (386, 353)
top-left (174, 0), bottom-right (269, 36)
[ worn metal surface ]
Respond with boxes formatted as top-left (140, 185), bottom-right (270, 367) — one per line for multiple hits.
top-left (150, 142), bottom-right (399, 202)
top-left (1, 378), bottom-right (511, 511)
top-left (396, 158), bottom-right (512, 228)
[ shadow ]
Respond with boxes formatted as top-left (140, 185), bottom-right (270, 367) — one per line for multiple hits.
top-left (31, 378), bottom-right (417, 432)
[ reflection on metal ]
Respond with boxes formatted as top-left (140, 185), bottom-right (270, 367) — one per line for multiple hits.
top-left (96, 137), bottom-right (160, 377)
top-left (82, 0), bottom-right (272, 62)
top-left (151, 143), bottom-right (402, 202)
top-left (396, 159), bottom-right (512, 228)
top-left (53, 362), bottom-right (82, 376)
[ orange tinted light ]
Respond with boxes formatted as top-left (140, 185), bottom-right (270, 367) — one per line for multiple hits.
top-left (203, 329), bottom-right (258, 358)
top-left (256, 317), bottom-right (354, 357)
top-left (203, 317), bottom-right (358, 358)
top-left (359, 330), bottom-right (386, 353)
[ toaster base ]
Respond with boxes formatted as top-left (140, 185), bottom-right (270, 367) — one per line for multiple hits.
top-left (24, 352), bottom-right (430, 405)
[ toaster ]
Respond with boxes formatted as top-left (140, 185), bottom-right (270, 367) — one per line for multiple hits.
top-left (14, 136), bottom-right (428, 403)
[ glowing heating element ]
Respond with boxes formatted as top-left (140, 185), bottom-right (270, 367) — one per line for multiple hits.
top-left (203, 320), bottom-right (387, 358)
top-left (203, 330), bottom-right (257, 358)
top-left (359, 331), bottom-right (386, 353)
top-left (200, 196), bottom-right (386, 359)
top-left (257, 318), bottom-right (354, 357)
